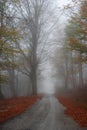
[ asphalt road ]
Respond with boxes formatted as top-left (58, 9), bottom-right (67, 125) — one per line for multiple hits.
top-left (0, 95), bottom-right (85, 130)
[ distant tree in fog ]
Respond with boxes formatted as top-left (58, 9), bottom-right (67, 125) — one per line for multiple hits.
top-left (16, 0), bottom-right (56, 95)
top-left (51, 0), bottom-right (87, 90)
top-left (0, 0), bottom-right (21, 98)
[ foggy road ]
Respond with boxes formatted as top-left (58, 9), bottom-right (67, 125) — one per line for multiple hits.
top-left (0, 95), bottom-right (85, 130)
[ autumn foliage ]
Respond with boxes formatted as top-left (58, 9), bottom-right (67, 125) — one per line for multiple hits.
top-left (57, 96), bottom-right (87, 127)
top-left (0, 95), bottom-right (42, 123)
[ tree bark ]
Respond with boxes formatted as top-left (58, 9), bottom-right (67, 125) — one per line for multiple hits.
top-left (0, 86), bottom-right (4, 99)
top-left (31, 66), bottom-right (37, 95)
top-left (70, 51), bottom-right (76, 88)
top-left (65, 53), bottom-right (69, 88)
top-left (78, 52), bottom-right (83, 88)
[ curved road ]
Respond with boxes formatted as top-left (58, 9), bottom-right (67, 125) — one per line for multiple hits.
top-left (0, 95), bottom-right (85, 130)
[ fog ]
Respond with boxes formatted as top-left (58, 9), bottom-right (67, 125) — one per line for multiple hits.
top-left (0, 1), bottom-right (87, 129)
top-left (0, 0), bottom-right (87, 98)
top-left (37, 78), bottom-right (55, 94)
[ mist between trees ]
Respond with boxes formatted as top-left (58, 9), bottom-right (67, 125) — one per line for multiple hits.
top-left (0, 0), bottom-right (87, 98)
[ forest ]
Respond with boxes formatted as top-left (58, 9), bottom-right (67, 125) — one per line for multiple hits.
top-left (0, 0), bottom-right (87, 129)
top-left (0, 0), bottom-right (86, 97)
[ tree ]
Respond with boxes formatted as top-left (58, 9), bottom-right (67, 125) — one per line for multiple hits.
top-left (64, 0), bottom-right (87, 88)
top-left (15, 0), bottom-right (54, 95)
top-left (0, 0), bottom-right (21, 98)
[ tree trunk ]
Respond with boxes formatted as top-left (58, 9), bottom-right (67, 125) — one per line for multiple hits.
top-left (78, 52), bottom-right (83, 88)
top-left (0, 86), bottom-right (4, 99)
top-left (0, 1), bottom-right (4, 99)
top-left (70, 51), bottom-right (76, 88)
top-left (31, 66), bottom-right (37, 95)
top-left (65, 53), bottom-right (69, 88)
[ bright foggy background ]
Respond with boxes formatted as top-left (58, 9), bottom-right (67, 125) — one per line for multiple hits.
top-left (37, 0), bottom-right (69, 94)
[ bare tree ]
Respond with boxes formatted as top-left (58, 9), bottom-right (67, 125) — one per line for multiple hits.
top-left (15, 0), bottom-right (58, 95)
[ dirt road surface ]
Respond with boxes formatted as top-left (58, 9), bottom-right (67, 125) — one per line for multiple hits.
top-left (0, 95), bottom-right (86, 130)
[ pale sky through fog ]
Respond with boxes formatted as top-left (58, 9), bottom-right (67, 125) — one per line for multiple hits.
top-left (38, 0), bottom-right (72, 94)
top-left (51, 0), bottom-right (72, 25)
top-left (41, 0), bottom-right (74, 94)
top-left (56, 0), bottom-right (72, 7)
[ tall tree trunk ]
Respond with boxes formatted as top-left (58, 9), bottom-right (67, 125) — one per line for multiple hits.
top-left (70, 51), bottom-right (76, 88)
top-left (8, 54), bottom-right (17, 97)
top-left (31, 66), bottom-right (37, 95)
top-left (78, 52), bottom-right (83, 88)
top-left (65, 53), bottom-right (69, 88)
top-left (0, 86), bottom-right (4, 99)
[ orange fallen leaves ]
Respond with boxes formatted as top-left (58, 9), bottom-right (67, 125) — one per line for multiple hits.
top-left (0, 95), bottom-right (42, 123)
top-left (57, 96), bottom-right (87, 127)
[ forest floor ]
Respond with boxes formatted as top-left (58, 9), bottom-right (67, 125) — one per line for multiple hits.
top-left (0, 95), bottom-right (42, 123)
top-left (56, 87), bottom-right (87, 127)
top-left (0, 95), bottom-right (86, 130)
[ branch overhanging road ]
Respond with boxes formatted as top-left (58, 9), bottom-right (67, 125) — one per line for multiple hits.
top-left (0, 95), bottom-right (85, 130)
